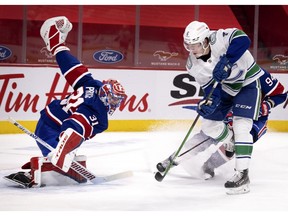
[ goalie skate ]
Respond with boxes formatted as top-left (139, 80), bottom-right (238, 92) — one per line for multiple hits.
top-left (4, 172), bottom-right (34, 188)
top-left (225, 169), bottom-right (250, 195)
top-left (3, 155), bottom-right (88, 188)
top-left (156, 154), bottom-right (178, 173)
top-left (40, 16), bottom-right (72, 55)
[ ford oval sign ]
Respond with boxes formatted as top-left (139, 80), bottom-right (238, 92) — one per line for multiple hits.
top-left (0, 46), bottom-right (12, 60)
top-left (93, 50), bottom-right (124, 64)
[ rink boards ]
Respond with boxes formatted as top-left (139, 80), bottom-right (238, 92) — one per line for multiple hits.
top-left (0, 66), bottom-right (287, 133)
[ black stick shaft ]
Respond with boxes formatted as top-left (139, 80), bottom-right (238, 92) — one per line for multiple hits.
top-left (158, 81), bottom-right (218, 181)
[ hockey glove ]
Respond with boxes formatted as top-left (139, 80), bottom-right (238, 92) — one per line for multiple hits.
top-left (197, 94), bottom-right (220, 117)
top-left (40, 16), bottom-right (72, 55)
top-left (259, 100), bottom-right (273, 117)
top-left (223, 111), bottom-right (233, 129)
top-left (213, 55), bottom-right (233, 82)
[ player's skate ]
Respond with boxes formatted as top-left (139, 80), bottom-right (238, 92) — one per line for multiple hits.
top-left (156, 153), bottom-right (179, 173)
top-left (224, 169), bottom-right (250, 195)
top-left (40, 16), bottom-right (72, 55)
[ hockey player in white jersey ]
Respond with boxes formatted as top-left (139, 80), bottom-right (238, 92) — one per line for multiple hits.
top-left (181, 21), bottom-right (266, 194)
top-left (157, 69), bottom-right (287, 184)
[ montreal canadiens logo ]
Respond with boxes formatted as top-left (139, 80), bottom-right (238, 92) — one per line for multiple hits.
top-left (113, 83), bottom-right (125, 94)
top-left (0, 46), bottom-right (12, 60)
top-left (93, 50), bottom-right (124, 64)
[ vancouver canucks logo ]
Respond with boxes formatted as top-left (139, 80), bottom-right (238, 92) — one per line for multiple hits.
top-left (209, 32), bottom-right (217, 45)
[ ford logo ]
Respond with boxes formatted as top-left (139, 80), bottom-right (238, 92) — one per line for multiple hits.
top-left (93, 50), bottom-right (124, 64)
top-left (0, 46), bottom-right (12, 60)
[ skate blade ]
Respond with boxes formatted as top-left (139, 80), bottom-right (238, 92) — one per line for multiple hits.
top-left (226, 184), bottom-right (250, 195)
top-left (203, 173), bottom-right (214, 180)
top-left (3, 176), bottom-right (28, 189)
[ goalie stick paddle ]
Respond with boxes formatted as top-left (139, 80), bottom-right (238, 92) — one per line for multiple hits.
top-left (8, 117), bottom-right (133, 184)
top-left (155, 81), bottom-right (219, 182)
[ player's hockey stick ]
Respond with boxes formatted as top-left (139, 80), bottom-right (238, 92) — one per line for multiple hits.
top-left (283, 91), bottom-right (288, 109)
top-left (8, 117), bottom-right (133, 184)
top-left (178, 137), bottom-right (210, 157)
top-left (156, 137), bottom-right (210, 173)
top-left (155, 81), bottom-right (219, 182)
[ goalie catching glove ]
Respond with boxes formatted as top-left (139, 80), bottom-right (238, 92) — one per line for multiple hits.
top-left (40, 16), bottom-right (72, 55)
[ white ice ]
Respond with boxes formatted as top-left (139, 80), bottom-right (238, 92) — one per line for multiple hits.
top-left (0, 128), bottom-right (288, 214)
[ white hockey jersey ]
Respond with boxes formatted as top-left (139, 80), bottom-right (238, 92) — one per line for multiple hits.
top-left (186, 28), bottom-right (264, 96)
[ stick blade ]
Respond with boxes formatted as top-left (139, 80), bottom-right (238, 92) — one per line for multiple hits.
top-left (154, 172), bottom-right (164, 182)
top-left (90, 171), bottom-right (133, 184)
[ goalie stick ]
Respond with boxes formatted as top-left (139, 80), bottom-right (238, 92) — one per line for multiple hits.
top-left (8, 117), bottom-right (133, 184)
top-left (283, 91), bottom-right (288, 109)
top-left (155, 81), bottom-right (219, 182)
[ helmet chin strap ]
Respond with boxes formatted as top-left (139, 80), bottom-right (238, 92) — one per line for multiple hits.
top-left (195, 43), bottom-right (210, 58)
top-left (203, 44), bottom-right (210, 55)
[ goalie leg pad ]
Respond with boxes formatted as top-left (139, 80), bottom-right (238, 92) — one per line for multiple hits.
top-left (51, 128), bottom-right (84, 172)
top-left (33, 156), bottom-right (88, 185)
top-left (27, 156), bottom-right (88, 186)
top-left (30, 156), bottom-right (45, 187)
top-left (4, 154), bottom-right (87, 188)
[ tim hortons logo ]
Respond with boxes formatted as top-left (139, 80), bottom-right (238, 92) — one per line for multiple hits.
top-left (119, 93), bottom-right (149, 112)
top-left (0, 73), bottom-right (149, 113)
top-left (153, 50), bottom-right (178, 61)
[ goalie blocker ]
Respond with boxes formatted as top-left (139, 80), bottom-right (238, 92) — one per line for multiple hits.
top-left (4, 155), bottom-right (87, 188)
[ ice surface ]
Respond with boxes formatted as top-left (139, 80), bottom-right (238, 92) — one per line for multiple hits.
top-left (0, 130), bottom-right (288, 214)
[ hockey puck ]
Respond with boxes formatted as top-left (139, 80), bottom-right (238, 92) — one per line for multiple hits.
top-left (154, 172), bottom-right (164, 182)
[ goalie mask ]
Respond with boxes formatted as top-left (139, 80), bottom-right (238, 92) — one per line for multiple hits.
top-left (99, 79), bottom-right (126, 115)
top-left (183, 21), bottom-right (210, 57)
